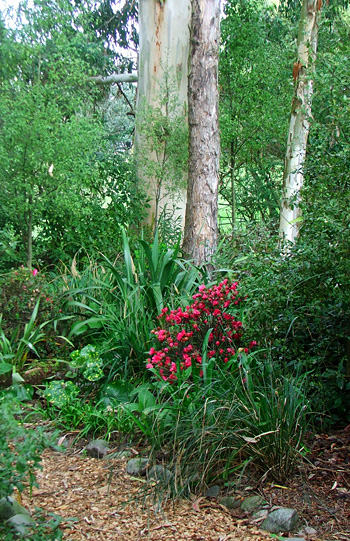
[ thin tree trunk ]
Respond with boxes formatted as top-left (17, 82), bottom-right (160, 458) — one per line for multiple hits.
top-left (182, 0), bottom-right (221, 264)
top-left (230, 140), bottom-right (236, 227)
top-left (279, 0), bottom-right (320, 243)
top-left (26, 205), bottom-right (33, 270)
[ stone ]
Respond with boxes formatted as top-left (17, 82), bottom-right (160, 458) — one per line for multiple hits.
top-left (6, 513), bottom-right (35, 535)
top-left (126, 457), bottom-right (149, 476)
top-left (86, 439), bottom-right (109, 459)
top-left (0, 497), bottom-right (28, 521)
top-left (218, 496), bottom-right (241, 509)
top-left (205, 485), bottom-right (220, 498)
top-left (262, 508), bottom-right (298, 534)
top-left (109, 450), bottom-right (133, 459)
top-left (241, 495), bottom-right (265, 513)
top-left (253, 509), bottom-right (269, 519)
top-left (304, 526), bottom-right (317, 535)
top-left (147, 465), bottom-right (172, 483)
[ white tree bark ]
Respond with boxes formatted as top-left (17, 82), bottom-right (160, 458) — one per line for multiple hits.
top-left (279, 0), bottom-right (319, 243)
top-left (136, 0), bottom-right (191, 229)
top-left (182, 0), bottom-right (221, 264)
top-left (92, 73), bottom-right (138, 84)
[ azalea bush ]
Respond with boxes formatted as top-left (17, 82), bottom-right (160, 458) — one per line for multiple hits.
top-left (147, 279), bottom-right (256, 383)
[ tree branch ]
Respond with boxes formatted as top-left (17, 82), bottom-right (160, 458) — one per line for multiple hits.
top-left (92, 73), bottom-right (138, 85)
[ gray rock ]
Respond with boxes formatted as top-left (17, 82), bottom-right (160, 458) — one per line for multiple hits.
top-left (304, 526), bottom-right (317, 535)
top-left (0, 497), bottom-right (28, 521)
top-left (86, 439), bottom-right (109, 459)
top-left (205, 485), bottom-right (220, 498)
top-left (147, 465), bottom-right (172, 482)
top-left (262, 508), bottom-right (298, 533)
top-left (218, 496), bottom-right (241, 509)
top-left (6, 513), bottom-right (35, 535)
top-left (241, 495), bottom-right (265, 512)
top-left (112, 450), bottom-right (133, 458)
top-left (253, 509), bottom-right (269, 519)
top-left (126, 457), bottom-right (149, 476)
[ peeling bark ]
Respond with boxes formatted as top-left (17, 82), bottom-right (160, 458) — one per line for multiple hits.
top-left (182, 0), bottom-right (221, 264)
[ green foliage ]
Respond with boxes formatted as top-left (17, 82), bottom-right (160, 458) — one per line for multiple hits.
top-left (219, 0), bottom-right (294, 230)
top-left (69, 345), bottom-right (104, 382)
top-left (144, 354), bottom-right (309, 495)
top-left (0, 393), bottom-right (63, 539)
top-left (0, 0), bottom-right (146, 270)
top-left (41, 348), bottom-right (155, 438)
top-left (0, 510), bottom-right (64, 541)
top-left (218, 8), bottom-right (350, 425)
top-left (0, 301), bottom-right (46, 379)
top-left (0, 394), bottom-right (58, 498)
top-left (0, 225), bottom-right (20, 271)
top-left (64, 231), bottom-right (202, 373)
top-left (0, 267), bottom-right (55, 336)
top-left (220, 228), bottom-right (350, 424)
top-left (0, 267), bottom-right (66, 377)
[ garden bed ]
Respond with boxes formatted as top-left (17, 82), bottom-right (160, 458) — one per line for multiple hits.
top-left (21, 427), bottom-right (350, 540)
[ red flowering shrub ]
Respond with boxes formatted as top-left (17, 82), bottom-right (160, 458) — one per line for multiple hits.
top-left (147, 279), bottom-right (256, 382)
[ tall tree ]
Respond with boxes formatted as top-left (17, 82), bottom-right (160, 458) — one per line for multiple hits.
top-left (182, 0), bottom-right (221, 264)
top-left (279, 0), bottom-right (320, 243)
top-left (136, 0), bottom-right (190, 230)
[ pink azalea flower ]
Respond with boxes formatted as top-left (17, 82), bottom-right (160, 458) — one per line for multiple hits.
top-left (32, 268), bottom-right (38, 277)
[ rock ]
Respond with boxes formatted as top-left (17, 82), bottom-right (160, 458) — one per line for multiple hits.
top-left (205, 485), bottom-right (220, 498)
top-left (253, 509), bottom-right (269, 519)
top-left (304, 526), bottom-right (317, 535)
top-left (262, 508), bottom-right (298, 534)
top-left (0, 497), bottom-right (28, 521)
top-left (126, 457), bottom-right (149, 476)
top-left (86, 439), bottom-right (109, 459)
top-left (109, 450), bottom-right (133, 459)
top-left (241, 495), bottom-right (265, 513)
top-left (218, 496), bottom-right (241, 509)
top-left (147, 465), bottom-right (172, 483)
top-left (6, 513), bottom-right (35, 535)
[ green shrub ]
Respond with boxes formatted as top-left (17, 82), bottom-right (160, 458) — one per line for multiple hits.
top-left (62, 231), bottom-right (203, 376)
top-left (0, 267), bottom-right (67, 366)
top-left (0, 392), bottom-right (63, 539)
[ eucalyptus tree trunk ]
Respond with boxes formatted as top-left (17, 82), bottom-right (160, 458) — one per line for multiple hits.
top-left (136, 0), bottom-right (191, 229)
top-left (182, 0), bottom-right (221, 264)
top-left (279, 0), bottom-right (320, 243)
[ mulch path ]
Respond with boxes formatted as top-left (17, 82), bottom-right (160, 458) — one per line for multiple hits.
top-left (21, 428), bottom-right (350, 540)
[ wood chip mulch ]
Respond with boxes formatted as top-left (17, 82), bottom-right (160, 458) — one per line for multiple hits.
top-left (21, 427), bottom-right (350, 541)
top-left (22, 447), bottom-right (271, 540)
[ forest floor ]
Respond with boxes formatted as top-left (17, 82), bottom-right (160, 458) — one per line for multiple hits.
top-left (21, 426), bottom-right (350, 541)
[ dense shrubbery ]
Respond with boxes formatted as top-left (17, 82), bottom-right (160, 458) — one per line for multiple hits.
top-left (219, 227), bottom-right (350, 424)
